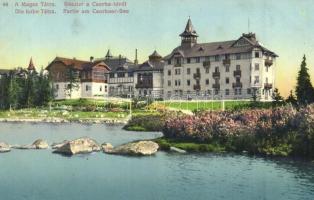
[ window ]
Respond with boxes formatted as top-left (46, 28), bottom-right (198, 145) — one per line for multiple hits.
top-left (236, 65), bottom-right (241, 70)
top-left (255, 52), bottom-right (260, 58)
top-left (175, 68), bottom-right (181, 75)
top-left (206, 79), bottom-right (209, 85)
top-left (205, 67), bottom-right (210, 73)
top-left (168, 80), bottom-right (171, 86)
top-left (236, 53), bottom-right (241, 60)
top-left (175, 80), bottom-right (177, 86)
top-left (226, 77), bottom-right (229, 84)
top-left (225, 89), bottom-right (229, 96)
top-left (236, 77), bottom-right (240, 83)
top-left (168, 60), bottom-right (171, 65)
top-left (196, 68), bottom-right (200, 74)
top-left (225, 65), bottom-right (230, 72)
top-left (195, 57), bottom-right (200, 63)
top-left (56, 84), bottom-right (59, 90)
top-left (254, 76), bottom-right (259, 84)
top-left (247, 88), bottom-right (251, 94)
top-left (86, 85), bottom-right (89, 91)
top-left (187, 80), bottom-right (190, 86)
top-left (187, 68), bottom-right (191, 74)
top-left (175, 58), bottom-right (181, 64)
top-left (100, 86), bottom-right (102, 92)
top-left (128, 72), bottom-right (134, 77)
top-left (207, 90), bottom-right (212, 95)
top-left (168, 70), bottom-right (171, 76)
top-left (178, 80), bottom-right (181, 86)
top-left (109, 73), bottom-right (114, 78)
top-left (255, 63), bottom-right (259, 71)
top-left (105, 85), bottom-right (107, 92)
top-left (187, 58), bottom-right (191, 63)
top-left (215, 55), bottom-right (220, 61)
top-left (215, 90), bottom-right (219, 95)
top-left (215, 66), bottom-right (219, 72)
top-left (239, 89), bottom-right (242, 95)
top-left (118, 72), bottom-right (125, 77)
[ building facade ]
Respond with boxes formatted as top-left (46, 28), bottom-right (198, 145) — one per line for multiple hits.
top-left (46, 57), bottom-right (110, 99)
top-left (163, 18), bottom-right (277, 101)
top-left (46, 18), bottom-right (277, 101)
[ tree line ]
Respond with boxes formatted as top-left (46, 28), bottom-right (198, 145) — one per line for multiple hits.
top-left (272, 55), bottom-right (314, 106)
top-left (0, 69), bottom-right (53, 110)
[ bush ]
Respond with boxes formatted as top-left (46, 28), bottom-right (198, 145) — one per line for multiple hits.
top-left (163, 104), bottom-right (314, 158)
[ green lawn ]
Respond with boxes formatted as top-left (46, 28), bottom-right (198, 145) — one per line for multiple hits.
top-left (153, 101), bottom-right (254, 111)
top-left (0, 109), bottom-right (128, 119)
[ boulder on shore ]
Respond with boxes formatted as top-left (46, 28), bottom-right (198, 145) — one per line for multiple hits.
top-left (0, 142), bottom-right (10, 153)
top-left (170, 146), bottom-right (187, 153)
top-left (108, 141), bottom-right (159, 156)
top-left (54, 137), bottom-right (101, 155)
top-left (101, 142), bottom-right (114, 153)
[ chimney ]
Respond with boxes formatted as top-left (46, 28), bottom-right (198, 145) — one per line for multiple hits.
top-left (90, 56), bottom-right (94, 62)
top-left (118, 54), bottom-right (121, 65)
top-left (134, 49), bottom-right (138, 64)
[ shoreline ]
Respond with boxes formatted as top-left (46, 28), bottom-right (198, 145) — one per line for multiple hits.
top-left (0, 117), bottom-right (129, 125)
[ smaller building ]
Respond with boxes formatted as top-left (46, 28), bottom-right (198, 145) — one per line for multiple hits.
top-left (96, 49), bottom-right (136, 97)
top-left (134, 50), bottom-right (165, 98)
top-left (46, 57), bottom-right (110, 99)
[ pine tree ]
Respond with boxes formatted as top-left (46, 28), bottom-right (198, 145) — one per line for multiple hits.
top-left (0, 76), bottom-right (10, 109)
top-left (8, 74), bottom-right (22, 109)
top-left (35, 69), bottom-right (53, 106)
top-left (296, 55), bottom-right (314, 104)
top-left (65, 67), bottom-right (80, 99)
top-left (272, 88), bottom-right (284, 106)
top-left (286, 90), bottom-right (297, 105)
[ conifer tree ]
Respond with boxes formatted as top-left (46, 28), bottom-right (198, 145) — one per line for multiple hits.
top-left (286, 90), bottom-right (297, 105)
top-left (296, 55), bottom-right (314, 104)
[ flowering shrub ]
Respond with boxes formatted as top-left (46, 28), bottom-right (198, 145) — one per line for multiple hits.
top-left (163, 104), bottom-right (314, 158)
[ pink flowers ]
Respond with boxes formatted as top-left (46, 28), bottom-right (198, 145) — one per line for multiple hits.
top-left (163, 104), bottom-right (314, 142)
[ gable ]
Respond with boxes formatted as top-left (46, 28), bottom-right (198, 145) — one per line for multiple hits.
top-left (232, 37), bottom-right (252, 47)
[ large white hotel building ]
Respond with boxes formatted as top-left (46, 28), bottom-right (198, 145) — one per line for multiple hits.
top-left (47, 18), bottom-right (278, 101)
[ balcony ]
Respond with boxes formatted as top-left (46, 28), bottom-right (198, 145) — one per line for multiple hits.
top-left (174, 63), bottom-right (182, 67)
top-left (233, 70), bottom-right (241, 77)
top-left (203, 61), bottom-right (211, 67)
top-left (193, 84), bottom-right (201, 91)
top-left (223, 58), bottom-right (231, 65)
top-left (212, 83), bottom-right (220, 89)
top-left (193, 73), bottom-right (201, 79)
top-left (232, 82), bottom-right (243, 88)
top-left (265, 58), bottom-right (273, 66)
top-left (264, 83), bottom-right (273, 89)
top-left (135, 82), bottom-right (153, 88)
top-left (212, 71), bottom-right (220, 78)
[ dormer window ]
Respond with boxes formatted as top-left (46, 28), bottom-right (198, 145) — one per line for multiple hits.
top-left (195, 57), bottom-right (200, 63)
top-left (255, 52), bottom-right (260, 58)
top-left (198, 47), bottom-right (204, 51)
top-left (175, 57), bottom-right (181, 64)
top-left (217, 45), bottom-right (223, 50)
top-left (168, 60), bottom-right (171, 65)
top-left (187, 58), bottom-right (191, 63)
top-left (215, 55), bottom-right (220, 61)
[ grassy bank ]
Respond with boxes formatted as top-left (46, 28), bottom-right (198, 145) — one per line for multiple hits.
top-left (0, 109), bottom-right (128, 120)
top-left (153, 100), bottom-right (273, 111)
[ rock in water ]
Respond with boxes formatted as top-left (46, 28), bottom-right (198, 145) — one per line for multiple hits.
top-left (32, 139), bottom-right (49, 149)
top-left (101, 142), bottom-right (114, 153)
top-left (51, 140), bottom-right (69, 149)
top-left (54, 137), bottom-right (101, 155)
top-left (170, 146), bottom-right (186, 153)
top-left (0, 142), bottom-right (10, 153)
top-left (109, 141), bottom-right (159, 156)
top-left (11, 139), bottom-right (48, 149)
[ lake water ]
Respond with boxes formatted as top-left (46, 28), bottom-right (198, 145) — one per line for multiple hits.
top-left (0, 122), bottom-right (314, 200)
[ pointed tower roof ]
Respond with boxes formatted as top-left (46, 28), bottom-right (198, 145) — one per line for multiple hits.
top-left (149, 50), bottom-right (162, 61)
top-left (180, 17), bottom-right (198, 37)
top-left (28, 57), bottom-right (35, 71)
top-left (105, 49), bottom-right (113, 59)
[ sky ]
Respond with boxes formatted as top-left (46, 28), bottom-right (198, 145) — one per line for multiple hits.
top-left (0, 0), bottom-right (314, 97)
